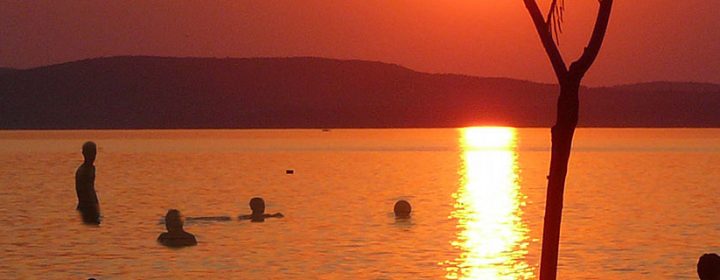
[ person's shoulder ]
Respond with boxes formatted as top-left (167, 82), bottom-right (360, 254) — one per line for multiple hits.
top-left (157, 232), bottom-right (170, 241)
top-left (158, 232), bottom-right (197, 247)
top-left (76, 164), bottom-right (93, 176)
top-left (182, 231), bottom-right (197, 239)
top-left (178, 232), bottom-right (198, 245)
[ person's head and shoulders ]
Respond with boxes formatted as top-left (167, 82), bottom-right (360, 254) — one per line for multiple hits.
top-left (394, 200), bottom-right (412, 219)
top-left (698, 253), bottom-right (720, 280)
top-left (238, 197), bottom-right (283, 222)
top-left (76, 141), bottom-right (97, 175)
top-left (158, 209), bottom-right (197, 247)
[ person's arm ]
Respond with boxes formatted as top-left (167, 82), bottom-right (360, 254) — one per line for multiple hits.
top-left (75, 166), bottom-right (91, 207)
top-left (75, 168), bottom-right (82, 209)
top-left (186, 216), bottom-right (231, 221)
top-left (89, 166), bottom-right (98, 203)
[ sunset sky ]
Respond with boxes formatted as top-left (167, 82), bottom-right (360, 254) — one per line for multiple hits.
top-left (1, 0), bottom-right (718, 86)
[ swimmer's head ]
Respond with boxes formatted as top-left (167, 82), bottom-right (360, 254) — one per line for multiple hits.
top-left (165, 209), bottom-right (184, 232)
top-left (394, 200), bottom-right (412, 218)
top-left (698, 253), bottom-right (720, 280)
top-left (249, 197), bottom-right (265, 214)
top-left (82, 141), bottom-right (97, 163)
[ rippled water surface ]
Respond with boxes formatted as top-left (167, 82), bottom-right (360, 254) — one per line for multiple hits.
top-left (1, 128), bottom-right (719, 279)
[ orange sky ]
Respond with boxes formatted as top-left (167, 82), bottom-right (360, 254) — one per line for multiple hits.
top-left (1, 0), bottom-right (718, 86)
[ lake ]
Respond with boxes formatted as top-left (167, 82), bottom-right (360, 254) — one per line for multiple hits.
top-left (1, 128), bottom-right (719, 279)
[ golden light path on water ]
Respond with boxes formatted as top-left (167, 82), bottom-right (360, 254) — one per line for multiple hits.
top-left (444, 127), bottom-right (534, 280)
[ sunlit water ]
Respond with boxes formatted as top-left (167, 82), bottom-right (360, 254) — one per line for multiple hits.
top-left (1, 128), bottom-right (719, 279)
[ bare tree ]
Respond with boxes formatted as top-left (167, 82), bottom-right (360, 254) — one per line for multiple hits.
top-left (522, 1), bottom-right (614, 279)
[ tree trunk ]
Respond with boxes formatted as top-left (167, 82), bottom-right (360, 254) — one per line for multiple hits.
top-left (521, 1), bottom-right (613, 279)
top-left (539, 78), bottom-right (580, 280)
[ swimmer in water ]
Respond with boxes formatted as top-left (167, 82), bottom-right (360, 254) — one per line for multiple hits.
top-left (157, 209), bottom-right (197, 247)
top-left (238, 197), bottom-right (284, 222)
top-left (75, 141), bottom-right (100, 224)
top-left (394, 200), bottom-right (412, 219)
top-left (698, 253), bottom-right (720, 280)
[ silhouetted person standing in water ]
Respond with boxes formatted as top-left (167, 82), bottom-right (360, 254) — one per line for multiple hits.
top-left (394, 200), bottom-right (411, 219)
top-left (158, 209), bottom-right (197, 247)
top-left (238, 197), bottom-right (283, 222)
top-left (75, 141), bottom-right (100, 224)
top-left (698, 253), bottom-right (720, 280)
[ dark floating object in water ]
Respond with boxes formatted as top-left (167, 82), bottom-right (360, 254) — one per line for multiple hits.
top-left (394, 200), bottom-right (412, 219)
top-left (286, 169), bottom-right (294, 174)
top-left (698, 253), bottom-right (720, 280)
top-left (321, 129), bottom-right (331, 132)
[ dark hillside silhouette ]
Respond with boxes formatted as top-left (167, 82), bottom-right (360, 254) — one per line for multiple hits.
top-left (0, 56), bottom-right (718, 129)
top-left (584, 82), bottom-right (720, 126)
top-left (0, 67), bottom-right (16, 76)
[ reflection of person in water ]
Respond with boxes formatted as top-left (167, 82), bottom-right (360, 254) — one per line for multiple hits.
top-left (238, 197), bottom-right (283, 222)
top-left (394, 200), bottom-right (412, 219)
top-left (75, 141), bottom-right (100, 224)
top-left (77, 206), bottom-right (100, 225)
top-left (158, 209), bottom-right (197, 247)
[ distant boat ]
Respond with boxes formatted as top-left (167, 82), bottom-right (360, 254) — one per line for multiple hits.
top-left (286, 169), bottom-right (295, 175)
top-left (321, 129), bottom-right (331, 132)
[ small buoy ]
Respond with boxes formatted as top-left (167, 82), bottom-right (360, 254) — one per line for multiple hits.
top-left (286, 169), bottom-right (294, 174)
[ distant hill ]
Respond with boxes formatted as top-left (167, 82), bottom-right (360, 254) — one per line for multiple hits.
top-left (0, 67), bottom-right (17, 76)
top-left (1, 56), bottom-right (718, 129)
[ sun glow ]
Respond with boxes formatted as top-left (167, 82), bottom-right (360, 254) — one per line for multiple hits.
top-left (444, 127), bottom-right (533, 279)
top-left (462, 127), bottom-right (516, 150)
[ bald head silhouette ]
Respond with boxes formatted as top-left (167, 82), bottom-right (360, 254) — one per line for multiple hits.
top-left (698, 253), bottom-right (720, 280)
top-left (394, 200), bottom-right (412, 219)
top-left (249, 197), bottom-right (266, 215)
top-left (82, 141), bottom-right (96, 164)
top-left (165, 209), bottom-right (183, 232)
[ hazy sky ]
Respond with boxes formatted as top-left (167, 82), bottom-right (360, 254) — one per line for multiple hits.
top-left (1, 1), bottom-right (718, 86)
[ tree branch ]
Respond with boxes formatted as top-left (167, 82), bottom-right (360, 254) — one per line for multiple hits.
top-left (569, 0), bottom-right (614, 77)
top-left (545, 0), bottom-right (558, 27)
top-left (523, 0), bottom-right (567, 81)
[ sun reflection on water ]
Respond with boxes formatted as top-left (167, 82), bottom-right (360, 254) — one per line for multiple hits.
top-left (444, 127), bottom-right (533, 280)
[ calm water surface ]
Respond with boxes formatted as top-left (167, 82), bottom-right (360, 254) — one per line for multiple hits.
top-left (1, 128), bottom-right (719, 279)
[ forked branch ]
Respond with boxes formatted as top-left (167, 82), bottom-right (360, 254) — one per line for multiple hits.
top-left (523, 0), bottom-right (567, 81)
top-left (569, 0), bottom-right (614, 77)
top-left (523, 0), bottom-right (613, 82)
